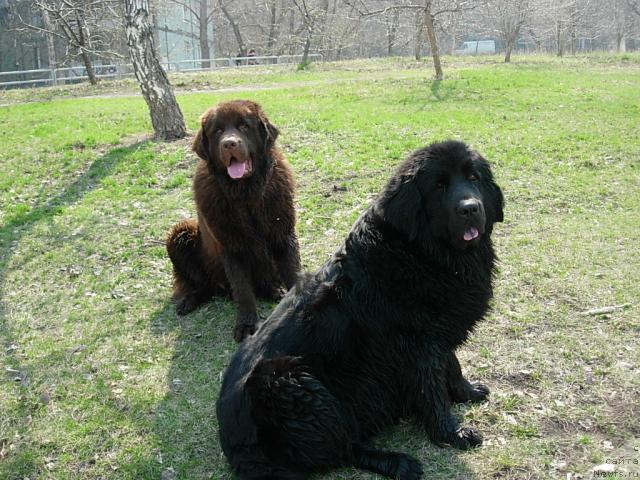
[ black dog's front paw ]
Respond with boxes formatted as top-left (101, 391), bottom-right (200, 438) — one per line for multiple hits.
top-left (396, 453), bottom-right (424, 480)
top-left (233, 313), bottom-right (259, 343)
top-left (451, 426), bottom-right (483, 450)
top-left (468, 382), bottom-right (490, 403)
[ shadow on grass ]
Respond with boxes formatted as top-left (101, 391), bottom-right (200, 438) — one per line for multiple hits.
top-left (118, 297), bottom-right (241, 479)
top-left (398, 79), bottom-right (457, 111)
top-left (430, 79), bottom-right (447, 101)
top-left (0, 141), bottom-right (148, 479)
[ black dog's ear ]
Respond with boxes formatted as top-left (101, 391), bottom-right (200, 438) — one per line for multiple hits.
top-left (494, 183), bottom-right (504, 223)
top-left (375, 173), bottom-right (423, 241)
top-left (476, 156), bottom-right (504, 224)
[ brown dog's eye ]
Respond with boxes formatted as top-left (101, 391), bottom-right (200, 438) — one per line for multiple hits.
top-left (238, 123), bottom-right (248, 132)
top-left (215, 128), bottom-right (223, 135)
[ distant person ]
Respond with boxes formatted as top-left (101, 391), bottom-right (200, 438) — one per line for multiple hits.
top-left (235, 50), bottom-right (244, 66)
top-left (247, 48), bottom-right (258, 65)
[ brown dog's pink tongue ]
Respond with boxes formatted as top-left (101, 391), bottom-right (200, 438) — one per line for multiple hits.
top-left (227, 159), bottom-right (248, 179)
top-left (464, 227), bottom-right (479, 241)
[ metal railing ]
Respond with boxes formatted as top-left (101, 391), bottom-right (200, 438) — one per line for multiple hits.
top-left (0, 54), bottom-right (323, 89)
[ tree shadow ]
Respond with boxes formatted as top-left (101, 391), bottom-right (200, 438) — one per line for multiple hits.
top-left (397, 79), bottom-right (457, 112)
top-left (428, 78), bottom-right (460, 104)
top-left (121, 297), bottom-right (281, 479)
top-left (0, 141), bottom-right (148, 479)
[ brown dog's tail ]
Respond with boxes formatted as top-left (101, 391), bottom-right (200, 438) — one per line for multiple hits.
top-left (166, 220), bottom-right (206, 294)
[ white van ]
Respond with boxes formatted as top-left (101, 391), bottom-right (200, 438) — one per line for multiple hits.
top-left (454, 40), bottom-right (496, 55)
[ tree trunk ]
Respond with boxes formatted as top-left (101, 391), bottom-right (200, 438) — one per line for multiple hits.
top-left (80, 48), bottom-right (98, 85)
top-left (124, 0), bottom-right (186, 141)
top-left (387, 9), bottom-right (399, 56)
top-left (288, 8), bottom-right (296, 55)
top-left (569, 16), bottom-right (576, 55)
top-left (318, 0), bottom-right (331, 55)
top-left (75, 9), bottom-right (98, 85)
top-left (504, 37), bottom-right (514, 62)
top-left (556, 20), bottom-right (563, 57)
top-left (199, 0), bottom-right (210, 68)
top-left (267, 0), bottom-right (278, 53)
top-left (219, 0), bottom-right (246, 55)
top-left (414, 10), bottom-right (424, 60)
top-left (423, 3), bottom-right (443, 80)
top-left (42, 10), bottom-right (58, 85)
top-left (449, 20), bottom-right (458, 55)
top-left (301, 32), bottom-right (312, 65)
top-left (617, 33), bottom-right (626, 52)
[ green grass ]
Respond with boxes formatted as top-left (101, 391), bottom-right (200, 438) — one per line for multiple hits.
top-left (1, 55), bottom-right (639, 479)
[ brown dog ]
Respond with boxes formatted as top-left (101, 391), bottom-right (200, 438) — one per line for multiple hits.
top-left (166, 100), bottom-right (300, 342)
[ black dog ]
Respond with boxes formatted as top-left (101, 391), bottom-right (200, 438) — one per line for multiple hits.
top-left (216, 140), bottom-right (504, 479)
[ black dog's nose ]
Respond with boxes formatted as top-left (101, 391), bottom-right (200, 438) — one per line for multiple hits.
top-left (222, 137), bottom-right (241, 149)
top-left (457, 199), bottom-right (481, 218)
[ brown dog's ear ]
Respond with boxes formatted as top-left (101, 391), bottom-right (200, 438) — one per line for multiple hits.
top-left (193, 110), bottom-right (213, 161)
top-left (254, 104), bottom-right (279, 145)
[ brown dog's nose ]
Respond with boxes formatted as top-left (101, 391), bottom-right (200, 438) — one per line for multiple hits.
top-left (457, 198), bottom-right (481, 218)
top-left (222, 137), bottom-right (241, 149)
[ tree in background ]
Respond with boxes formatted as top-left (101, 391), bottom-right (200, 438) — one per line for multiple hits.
top-left (483, 0), bottom-right (531, 62)
top-left (166, 0), bottom-right (215, 67)
top-left (218, 0), bottom-right (247, 56)
top-left (0, 1), bottom-right (47, 71)
top-left (124, 0), bottom-right (186, 140)
top-left (610, 0), bottom-right (634, 51)
top-left (23, 0), bottom-right (123, 84)
top-left (347, 0), bottom-right (483, 79)
top-left (292, 0), bottom-right (331, 66)
top-left (2, 0), bottom-right (640, 81)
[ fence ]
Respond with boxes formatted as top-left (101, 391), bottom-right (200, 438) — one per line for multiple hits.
top-left (0, 54), bottom-right (323, 89)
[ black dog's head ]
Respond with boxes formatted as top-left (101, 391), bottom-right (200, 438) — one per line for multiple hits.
top-left (374, 140), bottom-right (504, 252)
top-left (193, 100), bottom-right (279, 180)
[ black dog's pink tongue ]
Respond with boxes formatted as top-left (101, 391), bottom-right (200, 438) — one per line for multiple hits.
top-left (464, 227), bottom-right (479, 241)
top-left (227, 159), bottom-right (248, 179)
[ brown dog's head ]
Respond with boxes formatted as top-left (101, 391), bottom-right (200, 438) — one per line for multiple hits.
top-left (193, 100), bottom-right (279, 180)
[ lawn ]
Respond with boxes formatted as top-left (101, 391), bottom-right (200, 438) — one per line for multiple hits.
top-left (0, 55), bottom-right (638, 479)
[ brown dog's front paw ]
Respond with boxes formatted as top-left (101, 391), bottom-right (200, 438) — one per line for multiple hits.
top-left (269, 286), bottom-right (287, 302)
top-left (175, 294), bottom-right (198, 316)
top-left (233, 313), bottom-right (258, 342)
top-left (451, 426), bottom-right (483, 450)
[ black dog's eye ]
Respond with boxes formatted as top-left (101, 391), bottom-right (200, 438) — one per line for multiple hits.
top-left (469, 174), bottom-right (479, 182)
top-left (435, 182), bottom-right (446, 191)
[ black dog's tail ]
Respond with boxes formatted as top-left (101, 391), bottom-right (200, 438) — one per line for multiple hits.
top-left (246, 356), bottom-right (423, 480)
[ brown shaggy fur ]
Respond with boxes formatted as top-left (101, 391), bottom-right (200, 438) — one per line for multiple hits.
top-left (166, 100), bottom-right (300, 342)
